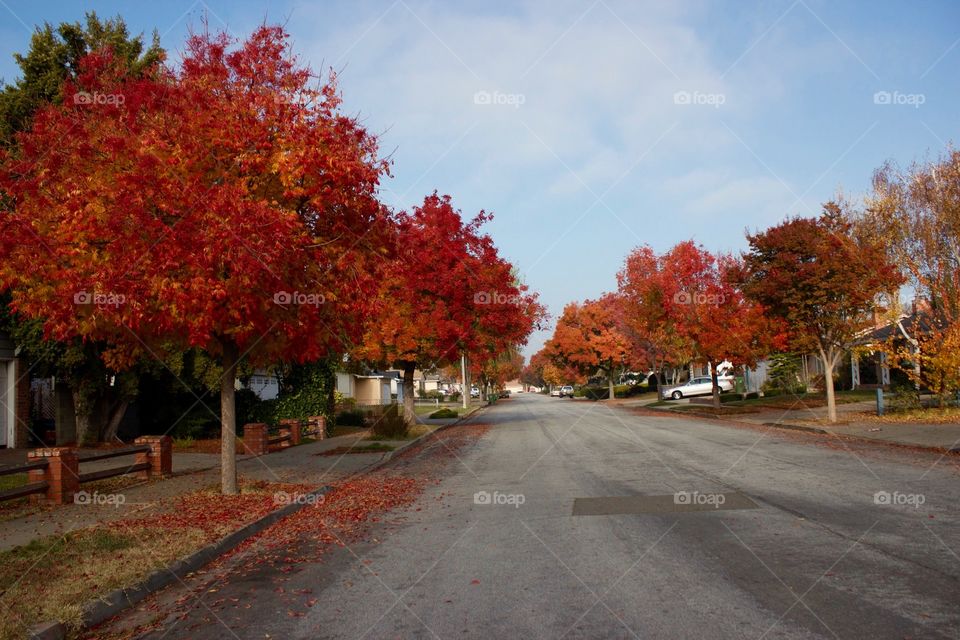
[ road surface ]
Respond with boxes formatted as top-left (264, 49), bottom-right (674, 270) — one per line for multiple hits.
top-left (113, 394), bottom-right (960, 639)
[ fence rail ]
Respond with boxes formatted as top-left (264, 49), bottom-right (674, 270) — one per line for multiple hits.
top-left (0, 436), bottom-right (172, 506)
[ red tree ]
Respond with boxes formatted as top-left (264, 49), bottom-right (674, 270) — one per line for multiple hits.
top-left (0, 27), bottom-right (390, 493)
top-left (658, 242), bottom-right (782, 408)
top-left (741, 204), bottom-right (902, 421)
top-left (358, 193), bottom-right (541, 424)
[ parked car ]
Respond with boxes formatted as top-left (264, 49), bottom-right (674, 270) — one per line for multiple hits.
top-left (666, 376), bottom-right (734, 400)
top-left (550, 387), bottom-right (562, 397)
top-left (470, 387), bottom-right (480, 398)
top-left (559, 385), bottom-right (575, 398)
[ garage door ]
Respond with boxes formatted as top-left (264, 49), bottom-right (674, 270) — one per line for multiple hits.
top-left (0, 361), bottom-right (7, 447)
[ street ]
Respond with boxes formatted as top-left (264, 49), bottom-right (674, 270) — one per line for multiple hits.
top-left (117, 394), bottom-right (959, 639)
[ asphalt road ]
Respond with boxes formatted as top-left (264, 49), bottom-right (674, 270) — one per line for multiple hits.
top-left (125, 394), bottom-right (960, 639)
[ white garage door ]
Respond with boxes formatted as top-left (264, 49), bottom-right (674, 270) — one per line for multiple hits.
top-left (0, 360), bottom-right (7, 447)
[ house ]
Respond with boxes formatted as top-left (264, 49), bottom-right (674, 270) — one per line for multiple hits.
top-left (244, 369), bottom-right (280, 400)
top-left (0, 330), bottom-right (32, 448)
top-left (851, 304), bottom-right (931, 390)
top-left (336, 370), bottom-right (400, 405)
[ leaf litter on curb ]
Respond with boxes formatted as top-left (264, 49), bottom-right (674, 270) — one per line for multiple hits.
top-left (85, 424), bottom-right (491, 639)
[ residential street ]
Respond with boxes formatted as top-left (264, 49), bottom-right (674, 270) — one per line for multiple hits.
top-left (102, 394), bottom-right (960, 640)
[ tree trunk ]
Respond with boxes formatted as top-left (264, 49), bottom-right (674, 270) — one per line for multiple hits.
top-left (402, 362), bottom-right (416, 426)
top-left (101, 399), bottom-right (129, 442)
top-left (608, 371), bottom-right (616, 403)
top-left (821, 349), bottom-right (837, 423)
top-left (71, 388), bottom-right (98, 446)
top-left (220, 340), bottom-right (239, 495)
top-left (710, 362), bottom-right (721, 409)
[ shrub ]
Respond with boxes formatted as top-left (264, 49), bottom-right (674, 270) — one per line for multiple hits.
top-left (335, 409), bottom-right (366, 427)
top-left (766, 352), bottom-right (806, 394)
top-left (577, 386), bottom-right (609, 400)
top-left (429, 408), bottom-right (458, 419)
top-left (422, 390), bottom-right (444, 400)
top-left (372, 403), bottom-right (409, 439)
top-left (888, 383), bottom-right (921, 413)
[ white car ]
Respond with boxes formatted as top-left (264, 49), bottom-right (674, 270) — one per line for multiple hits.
top-left (559, 385), bottom-right (575, 398)
top-left (550, 388), bottom-right (562, 397)
top-left (666, 376), bottom-right (734, 400)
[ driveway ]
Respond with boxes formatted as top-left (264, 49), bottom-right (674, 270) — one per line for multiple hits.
top-left (102, 394), bottom-right (960, 639)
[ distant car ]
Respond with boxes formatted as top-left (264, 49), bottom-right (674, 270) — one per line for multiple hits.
top-left (559, 385), bottom-right (575, 398)
top-left (470, 387), bottom-right (480, 398)
top-left (550, 388), bottom-right (562, 397)
top-left (666, 376), bottom-right (734, 400)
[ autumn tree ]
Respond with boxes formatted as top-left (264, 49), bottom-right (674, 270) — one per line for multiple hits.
top-left (521, 350), bottom-right (548, 390)
top-left (0, 13), bottom-right (164, 443)
top-left (616, 245), bottom-right (695, 394)
top-left (545, 295), bottom-right (632, 402)
top-left (864, 149), bottom-right (960, 403)
top-left (741, 204), bottom-right (902, 421)
top-left (0, 12), bottom-right (162, 144)
top-left (471, 347), bottom-right (524, 397)
top-left (0, 26), bottom-right (390, 493)
top-left (659, 242), bottom-right (781, 408)
top-left (358, 193), bottom-right (540, 425)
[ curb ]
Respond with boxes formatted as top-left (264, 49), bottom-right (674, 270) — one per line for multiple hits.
top-left (376, 404), bottom-right (488, 466)
top-left (29, 408), bottom-right (490, 639)
top-left (761, 421), bottom-right (829, 435)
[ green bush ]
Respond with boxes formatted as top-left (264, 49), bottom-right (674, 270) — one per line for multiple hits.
top-left (429, 408), bottom-right (458, 419)
top-left (372, 403), bottom-right (409, 439)
top-left (888, 383), bottom-right (921, 412)
top-left (577, 386), bottom-right (609, 400)
top-left (422, 390), bottom-right (444, 400)
top-left (335, 409), bottom-right (366, 427)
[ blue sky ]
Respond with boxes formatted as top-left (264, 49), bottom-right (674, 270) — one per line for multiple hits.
top-left (1, 0), bottom-right (957, 357)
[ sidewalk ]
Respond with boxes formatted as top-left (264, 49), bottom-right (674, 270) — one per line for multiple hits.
top-left (646, 398), bottom-right (960, 452)
top-left (0, 432), bottom-right (390, 552)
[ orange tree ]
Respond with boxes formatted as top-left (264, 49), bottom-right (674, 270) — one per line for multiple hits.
top-left (740, 204), bottom-right (902, 421)
top-left (357, 193), bottom-right (541, 424)
top-left (867, 151), bottom-right (960, 404)
top-left (0, 26), bottom-right (390, 493)
top-left (616, 245), bottom-right (694, 394)
top-left (545, 294), bottom-right (633, 402)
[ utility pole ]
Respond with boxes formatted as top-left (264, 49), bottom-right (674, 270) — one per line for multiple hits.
top-left (461, 352), bottom-right (469, 409)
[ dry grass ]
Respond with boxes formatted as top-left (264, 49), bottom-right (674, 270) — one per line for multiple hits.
top-left (846, 407), bottom-right (960, 425)
top-left (0, 478), bottom-right (307, 639)
top-left (0, 525), bottom-right (205, 639)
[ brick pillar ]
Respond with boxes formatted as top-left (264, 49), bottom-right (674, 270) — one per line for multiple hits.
top-left (134, 435), bottom-right (172, 479)
top-left (279, 419), bottom-right (301, 446)
top-left (28, 447), bottom-right (79, 505)
top-left (308, 416), bottom-right (326, 440)
top-left (243, 423), bottom-right (269, 456)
